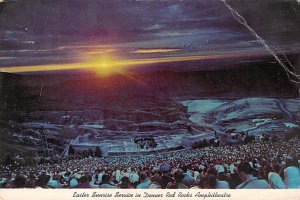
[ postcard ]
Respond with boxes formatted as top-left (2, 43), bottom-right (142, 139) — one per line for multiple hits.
top-left (0, 0), bottom-right (299, 200)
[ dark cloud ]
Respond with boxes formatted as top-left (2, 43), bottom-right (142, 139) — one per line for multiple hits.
top-left (0, 0), bottom-right (245, 43)
top-left (225, 0), bottom-right (300, 45)
top-left (1, 0), bottom-right (298, 43)
top-left (0, 0), bottom-right (299, 69)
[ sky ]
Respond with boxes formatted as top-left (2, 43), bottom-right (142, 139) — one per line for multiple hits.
top-left (0, 0), bottom-right (299, 74)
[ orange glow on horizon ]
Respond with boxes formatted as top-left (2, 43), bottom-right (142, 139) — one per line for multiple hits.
top-left (89, 55), bottom-right (123, 76)
top-left (0, 52), bottom-right (257, 74)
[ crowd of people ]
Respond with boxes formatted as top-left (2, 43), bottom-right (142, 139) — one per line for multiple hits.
top-left (0, 137), bottom-right (299, 189)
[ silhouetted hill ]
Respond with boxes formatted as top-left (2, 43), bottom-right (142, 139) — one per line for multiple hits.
top-left (42, 61), bottom-right (298, 101)
top-left (0, 58), bottom-right (298, 113)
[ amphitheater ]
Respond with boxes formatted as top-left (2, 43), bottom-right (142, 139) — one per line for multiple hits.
top-left (62, 130), bottom-right (214, 157)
